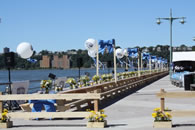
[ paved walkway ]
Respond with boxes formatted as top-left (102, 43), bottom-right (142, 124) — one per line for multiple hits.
top-left (5, 75), bottom-right (195, 130)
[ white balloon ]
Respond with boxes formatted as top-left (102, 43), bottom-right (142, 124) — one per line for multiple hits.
top-left (16, 42), bottom-right (33, 59)
top-left (123, 48), bottom-right (128, 56)
top-left (88, 50), bottom-right (97, 58)
top-left (85, 38), bottom-right (98, 51)
top-left (116, 48), bottom-right (124, 59)
top-left (152, 59), bottom-right (155, 63)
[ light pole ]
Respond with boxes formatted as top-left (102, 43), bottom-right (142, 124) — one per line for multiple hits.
top-left (156, 9), bottom-right (186, 76)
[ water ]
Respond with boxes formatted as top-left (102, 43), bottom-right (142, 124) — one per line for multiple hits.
top-left (0, 68), bottom-right (129, 93)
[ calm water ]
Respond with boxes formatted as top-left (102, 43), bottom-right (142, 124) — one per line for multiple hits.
top-left (0, 68), bottom-right (129, 93)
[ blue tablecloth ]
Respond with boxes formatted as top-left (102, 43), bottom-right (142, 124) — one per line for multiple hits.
top-left (28, 91), bottom-right (57, 120)
top-left (29, 99), bottom-right (56, 112)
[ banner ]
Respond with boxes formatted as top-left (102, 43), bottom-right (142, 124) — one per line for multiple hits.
top-left (98, 40), bottom-right (114, 54)
top-left (158, 57), bottom-right (162, 64)
top-left (142, 53), bottom-right (150, 60)
top-left (151, 56), bottom-right (157, 62)
top-left (127, 48), bottom-right (138, 58)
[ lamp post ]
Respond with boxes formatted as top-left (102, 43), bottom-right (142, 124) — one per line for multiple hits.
top-left (156, 9), bottom-right (186, 76)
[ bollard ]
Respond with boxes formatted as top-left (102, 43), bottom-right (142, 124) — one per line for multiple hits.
top-left (160, 89), bottom-right (165, 111)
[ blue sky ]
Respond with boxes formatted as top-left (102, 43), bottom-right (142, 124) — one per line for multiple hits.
top-left (0, 0), bottom-right (195, 53)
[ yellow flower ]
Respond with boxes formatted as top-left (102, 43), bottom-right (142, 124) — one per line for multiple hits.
top-left (99, 118), bottom-right (103, 121)
top-left (89, 110), bottom-right (96, 116)
top-left (100, 114), bottom-right (107, 118)
top-left (159, 113), bottom-right (164, 117)
top-left (79, 84), bottom-right (82, 88)
top-left (165, 112), bottom-right (172, 118)
top-left (86, 109), bottom-right (91, 112)
top-left (100, 109), bottom-right (104, 113)
top-left (153, 108), bottom-right (160, 112)
top-left (3, 109), bottom-right (8, 113)
top-left (2, 113), bottom-right (7, 117)
top-left (152, 113), bottom-right (157, 118)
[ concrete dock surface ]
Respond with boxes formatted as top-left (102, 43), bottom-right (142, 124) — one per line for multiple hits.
top-left (4, 75), bottom-right (195, 130)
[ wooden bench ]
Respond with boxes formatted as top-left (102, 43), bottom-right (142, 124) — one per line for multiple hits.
top-left (156, 89), bottom-right (195, 127)
top-left (0, 92), bottom-right (101, 128)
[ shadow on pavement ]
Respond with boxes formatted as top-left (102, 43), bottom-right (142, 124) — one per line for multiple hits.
top-left (13, 123), bottom-right (127, 128)
top-left (13, 124), bottom-right (86, 128)
top-left (173, 123), bottom-right (195, 127)
top-left (107, 123), bottom-right (128, 127)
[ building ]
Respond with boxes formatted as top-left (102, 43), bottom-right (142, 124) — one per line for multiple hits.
top-left (40, 55), bottom-right (50, 68)
top-left (52, 55), bottom-right (70, 69)
top-left (40, 55), bottom-right (70, 69)
top-left (187, 47), bottom-right (192, 51)
top-left (3, 47), bottom-right (10, 53)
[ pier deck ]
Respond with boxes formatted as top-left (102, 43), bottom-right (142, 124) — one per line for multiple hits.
top-left (4, 75), bottom-right (195, 130)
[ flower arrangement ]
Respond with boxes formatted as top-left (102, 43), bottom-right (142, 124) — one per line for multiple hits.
top-left (122, 72), bottom-right (128, 79)
top-left (152, 108), bottom-right (172, 122)
top-left (127, 72), bottom-right (133, 77)
top-left (66, 78), bottom-right (77, 89)
top-left (107, 74), bottom-right (113, 81)
top-left (129, 71), bottom-right (135, 76)
top-left (101, 74), bottom-right (113, 82)
top-left (55, 86), bottom-right (63, 92)
top-left (117, 73), bottom-right (122, 79)
top-left (80, 75), bottom-right (90, 86)
top-left (78, 82), bottom-right (83, 88)
top-left (140, 71), bottom-right (145, 75)
top-left (101, 74), bottom-right (107, 82)
top-left (86, 109), bottom-right (107, 122)
top-left (1, 109), bottom-right (9, 123)
top-left (92, 75), bottom-right (100, 84)
top-left (40, 80), bottom-right (52, 93)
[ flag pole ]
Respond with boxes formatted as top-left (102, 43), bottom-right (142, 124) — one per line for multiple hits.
top-left (138, 49), bottom-right (141, 77)
top-left (149, 55), bottom-right (152, 74)
top-left (113, 39), bottom-right (117, 83)
top-left (125, 56), bottom-right (128, 71)
top-left (141, 53), bottom-right (143, 72)
top-left (96, 42), bottom-right (99, 76)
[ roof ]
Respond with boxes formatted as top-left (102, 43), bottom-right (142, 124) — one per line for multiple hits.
top-left (173, 51), bottom-right (195, 62)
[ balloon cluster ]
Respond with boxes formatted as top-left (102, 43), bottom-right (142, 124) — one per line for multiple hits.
top-left (16, 42), bottom-right (34, 59)
top-left (116, 48), bottom-right (124, 59)
top-left (85, 38), bottom-right (98, 57)
top-left (85, 38), bottom-right (127, 59)
top-left (116, 48), bottom-right (131, 59)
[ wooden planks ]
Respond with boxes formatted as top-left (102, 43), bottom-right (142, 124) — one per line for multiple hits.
top-left (156, 91), bottom-right (195, 98)
top-left (170, 110), bottom-right (195, 117)
top-left (0, 93), bottom-right (101, 101)
top-left (7, 112), bottom-right (91, 119)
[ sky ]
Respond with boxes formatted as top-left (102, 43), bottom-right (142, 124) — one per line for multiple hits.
top-left (0, 0), bottom-right (195, 53)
